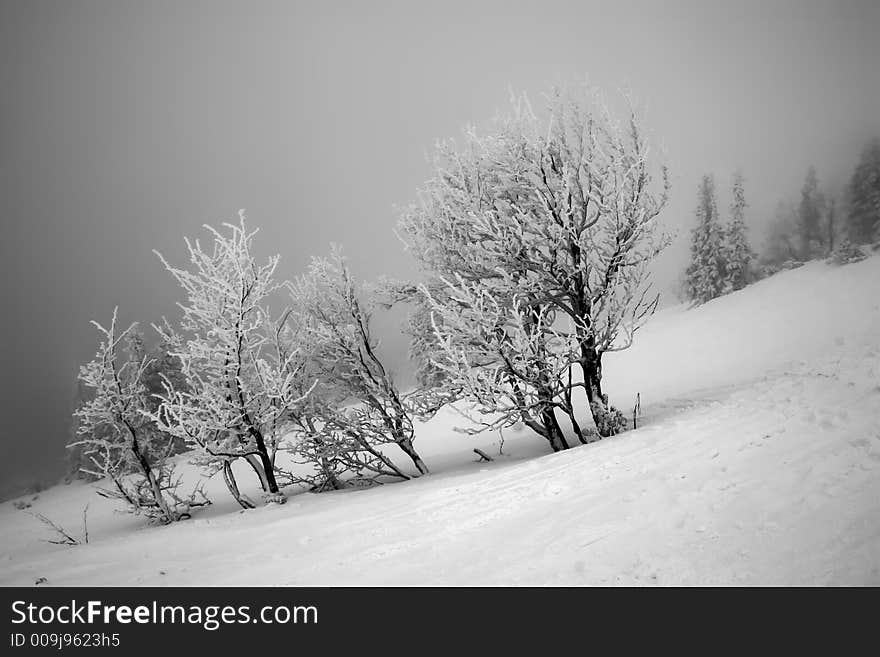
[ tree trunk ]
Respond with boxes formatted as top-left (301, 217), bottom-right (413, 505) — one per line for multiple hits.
top-left (571, 295), bottom-right (618, 439)
top-left (141, 461), bottom-right (174, 522)
top-left (540, 406), bottom-right (569, 452)
top-left (125, 421), bottom-right (176, 523)
top-left (320, 457), bottom-right (344, 490)
top-left (566, 408), bottom-right (589, 445)
top-left (243, 454), bottom-right (271, 491)
top-left (396, 436), bottom-right (429, 475)
top-left (349, 432), bottom-right (411, 480)
top-left (248, 429), bottom-right (280, 494)
top-left (562, 369), bottom-right (588, 444)
top-left (509, 373), bottom-right (569, 451)
top-left (222, 461), bottom-right (255, 509)
top-left (579, 345), bottom-right (618, 438)
top-left (827, 199), bottom-right (835, 256)
top-left (259, 452), bottom-right (279, 494)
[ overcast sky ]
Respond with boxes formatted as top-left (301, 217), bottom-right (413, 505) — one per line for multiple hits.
top-left (1, 0), bottom-right (878, 495)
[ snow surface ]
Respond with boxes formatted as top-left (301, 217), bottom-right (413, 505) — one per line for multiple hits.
top-left (2, 256), bottom-right (879, 585)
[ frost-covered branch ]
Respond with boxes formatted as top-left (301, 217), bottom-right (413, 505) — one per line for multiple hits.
top-left (284, 247), bottom-right (429, 487)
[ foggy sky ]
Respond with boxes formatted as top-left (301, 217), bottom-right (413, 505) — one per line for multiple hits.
top-left (1, 0), bottom-right (878, 495)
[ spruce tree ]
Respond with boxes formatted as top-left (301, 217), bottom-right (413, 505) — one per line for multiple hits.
top-left (685, 175), bottom-right (725, 304)
top-left (798, 166), bottom-right (825, 259)
top-left (846, 137), bottom-right (880, 245)
top-left (722, 172), bottom-right (754, 292)
top-left (763, 201), bottom-right (800, 269)
top-left (825, 197), bottom-right (837, 255)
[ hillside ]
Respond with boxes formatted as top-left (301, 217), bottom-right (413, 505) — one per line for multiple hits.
top-left (1, 255), bottom-right (878, 585)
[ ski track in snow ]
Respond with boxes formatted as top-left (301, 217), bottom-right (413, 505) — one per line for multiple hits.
top-left (1, 257), bottom-right (879, 585)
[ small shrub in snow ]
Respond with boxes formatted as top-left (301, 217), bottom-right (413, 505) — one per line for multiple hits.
top-left (25, 505), bottom-right (90, 546)
top-left (826, 239), bottom-right (866, 266)
top-left (591, 396), bottom-right (628, 437)
top-left (780, 259), bottom-right (804, 271)
top-left (262, 492), bottom-right (287, 505)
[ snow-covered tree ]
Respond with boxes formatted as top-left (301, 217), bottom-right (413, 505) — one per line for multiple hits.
top-left (71, 308), bottom-right (208, 523)
top-left (398, 84), bottom-right (669, 442)
top-left (685, 175), bottom-right (726, 304)
top-left (798, 166), bottom-right (826, 259)
top-left (825, 196), bottom-right (838, 256)
top-left (285, 247), bottom-right (429, 483)
top-left (151, 213), bottom-right (312, 508)
top-left (721, 172), bottom-right (754, 293)
top-left (846, 137), bottom-right (880, 245)
top-left (760, 201), bottom-right (800, 273)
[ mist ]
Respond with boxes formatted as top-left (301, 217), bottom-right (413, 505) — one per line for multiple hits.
top-left (1, 0), bottom-right (878, 497)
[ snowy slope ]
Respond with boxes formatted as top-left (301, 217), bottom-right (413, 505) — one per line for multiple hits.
top-left (1, 256), bottom-right (879, 585)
